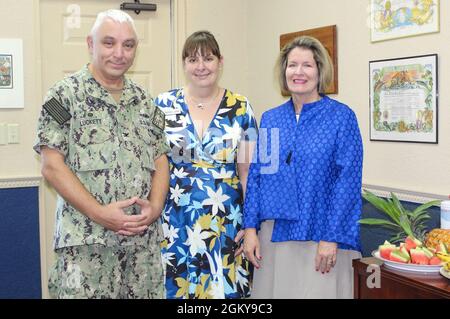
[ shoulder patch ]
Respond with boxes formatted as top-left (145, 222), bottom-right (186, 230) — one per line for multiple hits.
top-left (152, 107), bottom-right (165, 131)
top-left (42, 97), bottom-right (72, 125)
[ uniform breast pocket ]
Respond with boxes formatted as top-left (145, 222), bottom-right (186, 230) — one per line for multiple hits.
top-left (71, 119), bottom-right (115, 172)
top-left (135, 125), bottom-right (156, 172)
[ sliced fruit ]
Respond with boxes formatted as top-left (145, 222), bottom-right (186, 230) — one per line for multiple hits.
top-left (410, 248), bottom-right (430, 265)
top-left (398, 245), bottom-right (411, 262)
top-left (379, 242), bottom-right (396, 259)
top-left (436, 242), bottom-right (449, 254)
top-left (436, 252), bottom-right (450, 263)
top-left (389, 249), bottom-right (409, 263)
top-left (429, 256), bottom-right (442, 265)
top-left (405, 236), bottom-right (422, 251)
top-left (421, 247), bottom-right (434, 259)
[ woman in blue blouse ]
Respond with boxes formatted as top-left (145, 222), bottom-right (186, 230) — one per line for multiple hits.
top-left (243, 36), bottom-right (363, 298)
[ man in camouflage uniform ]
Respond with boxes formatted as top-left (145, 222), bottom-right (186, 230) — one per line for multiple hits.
top-left (34, 9), bottom-right (169, 298)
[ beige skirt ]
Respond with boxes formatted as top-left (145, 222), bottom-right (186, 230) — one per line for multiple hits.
top-left (250, 220), bottom-right (361, 299)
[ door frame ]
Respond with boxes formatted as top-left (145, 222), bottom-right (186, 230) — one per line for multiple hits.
top-left (36, 0), bottom-right (185, 298)
top-left (171, 0), bottom-right (187, 88)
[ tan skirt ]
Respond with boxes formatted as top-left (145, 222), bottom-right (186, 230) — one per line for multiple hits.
top-left (250, 220), bottom-right (361, 299)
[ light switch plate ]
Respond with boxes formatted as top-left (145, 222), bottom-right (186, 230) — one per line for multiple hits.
top-left (7, 123), bottom-right (19, 144)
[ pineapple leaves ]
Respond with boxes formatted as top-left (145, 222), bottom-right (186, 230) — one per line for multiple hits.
top-left (398, 214), bottom-right (414, 238)
top-left (358, 218), bottom-right (400, 228)
top-left (412, 200), bottom-right (440, 216)
top-left (362, 191), bottom-right (401, 224)
top-left (360, 190), bottom-right (441, 242)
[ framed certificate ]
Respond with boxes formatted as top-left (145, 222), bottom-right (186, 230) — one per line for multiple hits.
top-left (369, 54), bottom-right (438, 143)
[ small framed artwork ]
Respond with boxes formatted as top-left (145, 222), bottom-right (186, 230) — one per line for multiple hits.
top-left (369, 54), bottom-right (438, 143)
top-left (371, 0), bottom-right (440, 42)
top-left (0, 54), bottom-right (13, 89)
top-left (0, 39), bottom-right (24, 108)
top-left (280, 25), bottom-right (338, 95)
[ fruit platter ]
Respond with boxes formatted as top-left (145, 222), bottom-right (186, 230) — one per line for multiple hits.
top-left (372, 236), bottom-right (449, 274)
top-left (359, 190), bottom-right (450, 278)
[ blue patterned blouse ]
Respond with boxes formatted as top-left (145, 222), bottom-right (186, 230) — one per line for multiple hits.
top-left (243, 96), bottom-right (363, 251)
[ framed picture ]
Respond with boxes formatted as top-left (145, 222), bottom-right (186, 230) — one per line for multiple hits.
top-left (0, 39), bottom-right (23, 108)
top-left (369, 54), bottom-right (438, 143)
top-left (370, 0), bottom-right (440, 42)
top-left (280, 25), bottom-right (338, 94)
top-left (0, 54), bottom-right (13, 89)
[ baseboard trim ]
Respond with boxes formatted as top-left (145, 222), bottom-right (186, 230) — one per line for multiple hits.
top-left (362, 183), bottom-right (447, 205)
top-left (0, 176), bottom-right (42, 189)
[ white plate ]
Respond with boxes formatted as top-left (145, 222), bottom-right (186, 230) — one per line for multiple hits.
top-left (440, 267), bottom-right (450, 280)
top-left (372, 250), bottom-right (442, 273)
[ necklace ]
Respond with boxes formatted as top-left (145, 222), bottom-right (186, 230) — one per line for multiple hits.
top-left (188, 88), bottom-right (220, 109)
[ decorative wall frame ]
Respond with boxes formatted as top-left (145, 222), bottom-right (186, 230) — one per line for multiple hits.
top-left (0, 54), bottom-right (13, 89)
top-left (369, 54), bottom-right (438, 143)
top-left (370, 0), bottom-right (440, 42)
top-left (0, 39), bottom-right (24, 108)
top-left (280, 25), bottom-right (338, 94)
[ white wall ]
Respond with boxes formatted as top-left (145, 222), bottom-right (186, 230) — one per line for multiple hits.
top-left (0, 0), bottom-right (41, 178)
top-left (177, 0), bottom-right (249, 96)
top-left (0, 0), bottom-right (47, 297)
top-left (244, 0), bottom-right (450, 197)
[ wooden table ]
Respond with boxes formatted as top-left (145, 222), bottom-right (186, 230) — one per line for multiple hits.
top-left (353, 257), bottom-right (450, 299)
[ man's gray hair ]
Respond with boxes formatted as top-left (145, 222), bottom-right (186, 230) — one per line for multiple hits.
top-left (89, 9), bottom-right (137, 39)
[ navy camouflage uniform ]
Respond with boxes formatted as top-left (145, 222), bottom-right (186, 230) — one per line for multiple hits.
top-left (34, 64), bottom-right (169, 298)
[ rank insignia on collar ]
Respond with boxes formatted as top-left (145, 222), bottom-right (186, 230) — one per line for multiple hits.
top-left (42, 97), bottom-right (72, 125)
top-left (131, 97), bottom-right (140, 105)
top-left (152, 107), bottom-right (165, 131)
top-left (86, 96), bottom-right (96, 107)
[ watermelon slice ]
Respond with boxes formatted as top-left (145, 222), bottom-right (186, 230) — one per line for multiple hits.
top-left (429, 256), bottom-right (442, 265)
top-left (389, 249), bottom-right (409, 263)
top-left (405, 236), bottom-right (422, 252)
top-left (379, 241), bottom-right (396, 259)
top-left (410, 248), bottom-right (430, 265)
top-left (421, 247), bottom-right (434, 259)
top-left (436, 242), bottom-right (448, 254)
top-left (399, 245), bottom-right (411, 262)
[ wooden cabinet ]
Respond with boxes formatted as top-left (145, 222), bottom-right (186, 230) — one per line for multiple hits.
top-left (353, 257), bottom-right (450, 299)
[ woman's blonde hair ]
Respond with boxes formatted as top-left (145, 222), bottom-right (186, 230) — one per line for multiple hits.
top-left (182, 30), bottom-right (221, 61)
top-left (276, 36), bottom-right (333, 95)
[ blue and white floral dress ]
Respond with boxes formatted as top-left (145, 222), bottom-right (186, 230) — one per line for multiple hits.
top-left (155, 88), bottom-right (257, 299)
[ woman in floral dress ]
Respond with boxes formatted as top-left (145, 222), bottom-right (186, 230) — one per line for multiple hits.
top-left (154, 31), bottom-right (257, 299)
